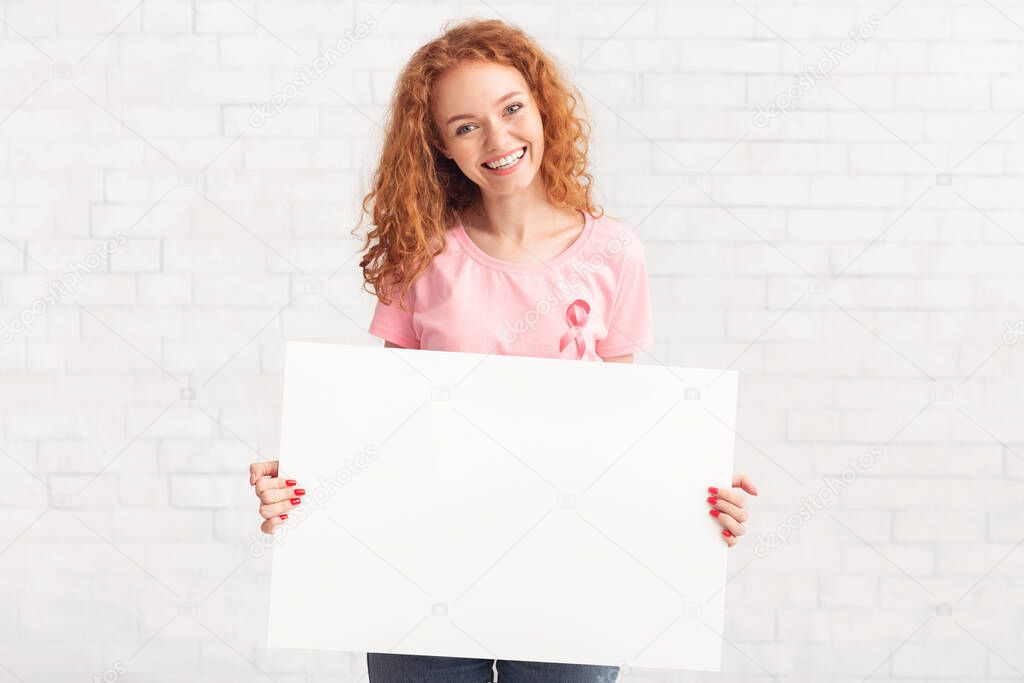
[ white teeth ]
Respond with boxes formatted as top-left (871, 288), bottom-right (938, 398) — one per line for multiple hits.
top-left (484, 147), bottom-right (525, 169)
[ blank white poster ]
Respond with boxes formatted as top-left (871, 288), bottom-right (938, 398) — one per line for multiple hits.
top-left (267, 341), bottom-right (738, 673)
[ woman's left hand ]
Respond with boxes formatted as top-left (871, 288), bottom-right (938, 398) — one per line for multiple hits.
top-left (706, 474), bottom-right (758, 547)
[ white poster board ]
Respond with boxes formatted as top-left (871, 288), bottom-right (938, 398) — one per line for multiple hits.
top-left (267, 342), bottom-right (737, 672)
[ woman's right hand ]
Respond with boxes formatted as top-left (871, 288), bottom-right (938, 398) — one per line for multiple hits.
top-left (249, 460), bottom-right (305, 534)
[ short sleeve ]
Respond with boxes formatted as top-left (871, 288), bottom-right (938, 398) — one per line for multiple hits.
top-left (368, 283), bottom-right (420, 349)
top-left (596, 236), bottom-right (654, 358)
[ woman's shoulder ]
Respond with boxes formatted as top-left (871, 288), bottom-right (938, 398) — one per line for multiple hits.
top-left (401, 219), bottom-right (468, 288)
top-left (585, 211), bottom-right (646, 264)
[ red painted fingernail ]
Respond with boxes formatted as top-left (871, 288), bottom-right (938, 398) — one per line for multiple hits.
top-left (709, 509), bottom-right (720, 517)
top-left (294, 488), bottom-right (305, 496)
top-left (290, 498), bottom-right (301, 505)
top-left (707, 496), bottom-right (718, 505)
top-left (722, 529), bottom-right (732, 537)
top-left (285, 479), bottom-right (296, 486)
top-left (280, 514), bottom-right (288, 520)
top-left (708, 486), bottom-right (718, 494)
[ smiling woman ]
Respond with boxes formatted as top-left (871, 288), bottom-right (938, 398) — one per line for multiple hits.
top-left (247, 16), bottom-right (757, 683)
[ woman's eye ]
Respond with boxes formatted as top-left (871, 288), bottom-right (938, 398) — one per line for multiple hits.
top-left (455, 104), bottom-right (521, 136)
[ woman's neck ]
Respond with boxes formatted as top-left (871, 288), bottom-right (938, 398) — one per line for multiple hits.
top-left (461, 186), bottom-right (584, 264)
top-left (470, 182), bottom-right (557, 243)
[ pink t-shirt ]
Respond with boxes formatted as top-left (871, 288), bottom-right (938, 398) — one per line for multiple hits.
top-left (368, 209), bottom-right (654, 362)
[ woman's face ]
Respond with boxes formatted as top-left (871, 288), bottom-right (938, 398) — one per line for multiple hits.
top-left (432, 61), bottom-right (545, 198)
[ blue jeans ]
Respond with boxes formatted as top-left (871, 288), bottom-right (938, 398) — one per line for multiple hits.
top-left (366, 653), bottom-right (619, 682)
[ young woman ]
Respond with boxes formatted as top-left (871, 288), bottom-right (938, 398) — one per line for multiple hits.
top-left (249, 18), bottom-right (759, 682)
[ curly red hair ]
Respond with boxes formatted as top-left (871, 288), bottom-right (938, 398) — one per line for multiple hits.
top-left (353, 18), bottom-right (605, 309)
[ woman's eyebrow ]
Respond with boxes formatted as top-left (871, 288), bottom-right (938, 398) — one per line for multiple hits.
top-left (445, 90), bottom-right (524, 125)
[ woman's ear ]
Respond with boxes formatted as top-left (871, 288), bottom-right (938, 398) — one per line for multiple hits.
top-left (431, 132), bottom-right (450, 159)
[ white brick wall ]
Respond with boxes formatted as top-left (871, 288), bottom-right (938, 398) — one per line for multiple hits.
top-left (1, 0), bottom-right (1022, 680)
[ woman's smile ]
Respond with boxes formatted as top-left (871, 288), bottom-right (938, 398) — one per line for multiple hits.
top-left (481, 145), bottom-right (528, 175)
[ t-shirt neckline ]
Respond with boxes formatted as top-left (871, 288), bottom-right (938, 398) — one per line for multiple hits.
top-left (453, 208), bottom-right (594, 273)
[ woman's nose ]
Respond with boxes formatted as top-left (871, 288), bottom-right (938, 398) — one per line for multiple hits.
top-left (484, 123), bottom-right (515, 150)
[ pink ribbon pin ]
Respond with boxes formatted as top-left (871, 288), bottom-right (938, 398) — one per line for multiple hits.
top-left (558, 298), bottom-right (606, 361)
